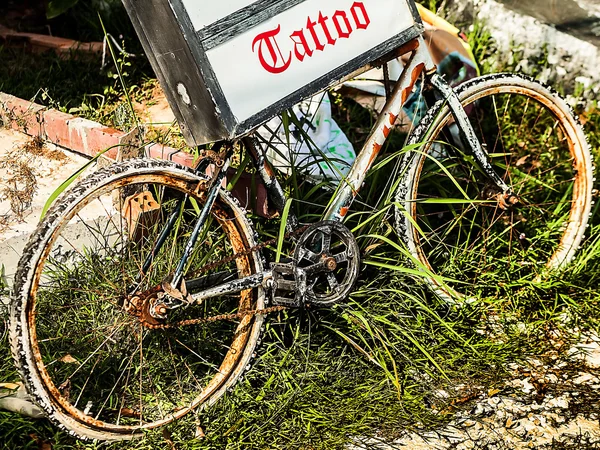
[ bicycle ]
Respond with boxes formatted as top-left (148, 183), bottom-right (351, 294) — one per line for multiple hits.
top-left (9, 0), bottom-right (594, 442)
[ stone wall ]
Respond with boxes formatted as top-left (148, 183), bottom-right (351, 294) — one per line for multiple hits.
top-left (445, 0), bottom-right (600, 100)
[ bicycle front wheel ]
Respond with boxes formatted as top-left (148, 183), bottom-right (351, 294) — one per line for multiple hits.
top-left (396, 73), bottom-right (594, 301)
top-left (10, 159), bottom-right (265, 441)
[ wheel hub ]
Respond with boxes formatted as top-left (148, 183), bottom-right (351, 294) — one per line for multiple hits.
top-left (123, 288), bottom-right (167, 328)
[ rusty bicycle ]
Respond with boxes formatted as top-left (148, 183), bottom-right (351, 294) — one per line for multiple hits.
top-left (9, 0), bottom-right (594, 441)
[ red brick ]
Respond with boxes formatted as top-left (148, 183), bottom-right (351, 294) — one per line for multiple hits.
top-left (0, 25), bottom-right (103, 57)
top-left (170, 150), bottom-right (196, 168)
top-left (0, 93), bottom-right (45, 137)
top-left (27, 34), bottom-right (76, 49)
top-left (42, 109), bottom-right (75, 146)
top-left (0, 92), bottom-right (132, 160)
top-left (84, 126), bottom-right (124, 159)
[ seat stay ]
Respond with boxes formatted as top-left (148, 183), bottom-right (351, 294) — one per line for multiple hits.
top-left (171, 149), bottom-right (233, 289)
top-left (244, 135), bottom-right (300, 233)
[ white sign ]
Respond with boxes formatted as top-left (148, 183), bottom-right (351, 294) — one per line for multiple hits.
top-left (206, 0), bottom-right (415, 122)
top-left (182, 0), bottom-right (253, 30)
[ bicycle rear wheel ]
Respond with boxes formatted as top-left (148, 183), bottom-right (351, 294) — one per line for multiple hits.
top-left (396, 73), bottom-right (594, 301)
top-left (10, 159), bottom-right (265, 441)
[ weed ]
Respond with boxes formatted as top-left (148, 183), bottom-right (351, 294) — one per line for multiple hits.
top-left (23, 136), bottom-right (67, 162)
top-left (0, 44), bottom-right (153, 131)
top-left (0, 154), bottom-right (38, 222)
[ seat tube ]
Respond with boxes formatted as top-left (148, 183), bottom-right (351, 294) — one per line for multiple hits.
top-left (324, 38), bottom-right (434, 222)
top-left (243, 136), bottom-right (299, 232)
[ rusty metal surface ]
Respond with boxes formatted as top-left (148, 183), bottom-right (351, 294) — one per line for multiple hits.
top-left (408, 75), bottom-right (592, 278)
top-left (27, 171), bottom-right (262, 433)
top-left (324, 36), bottom-right (435, 221)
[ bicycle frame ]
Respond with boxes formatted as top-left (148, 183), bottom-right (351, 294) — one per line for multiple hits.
top-left (150, 35), bottom-right (515, 305)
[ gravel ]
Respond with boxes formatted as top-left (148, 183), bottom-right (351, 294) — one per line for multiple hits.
top-left (350, 333), bottom-right (600, 449)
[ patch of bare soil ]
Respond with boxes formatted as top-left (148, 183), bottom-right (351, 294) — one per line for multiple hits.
top-left (352, 331), bottom-right (600, 450)
top-left (0, 136), bottom-right (68, 228)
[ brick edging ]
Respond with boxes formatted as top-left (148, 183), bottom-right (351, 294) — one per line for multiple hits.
top-left (0, 91), bottom-right (273, 217)
top-left (0, 92), bottom-right (194, 167)
top-left (0, 24), bottom-right (104, 57)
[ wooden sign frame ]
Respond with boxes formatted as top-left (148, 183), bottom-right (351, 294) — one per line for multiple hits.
top-left (122, 0), bottom-right (424, 146)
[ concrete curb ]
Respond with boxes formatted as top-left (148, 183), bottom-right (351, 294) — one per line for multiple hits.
top-left (0, 92), bottom-right (195, 167)
top-left (0, 25), bottom-right (103, 57)
top-left (448, 0), bottom-right (600, 92)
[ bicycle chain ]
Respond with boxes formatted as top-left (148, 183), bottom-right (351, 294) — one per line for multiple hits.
top-left (141, 225), bottom-right (309, 330)
top-left (142, 305), bottom-right (289, 330)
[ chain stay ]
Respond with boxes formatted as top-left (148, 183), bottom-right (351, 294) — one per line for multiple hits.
top-left (142, 305), bottom-right (288, 330)
top-left (142, 225), bottom-right (309, 329)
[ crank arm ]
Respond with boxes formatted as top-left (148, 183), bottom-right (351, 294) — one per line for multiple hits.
top-left (190, 271), bottom-right (272, 303)
top-left (430, 74), bottom-right (515, 198)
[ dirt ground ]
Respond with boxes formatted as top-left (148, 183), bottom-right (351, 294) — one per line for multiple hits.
top-left (0, 128), bottom-right (89, 285)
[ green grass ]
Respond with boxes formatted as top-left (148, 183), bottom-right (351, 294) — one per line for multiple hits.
top-left (0, 45), bottom-right (155, 130)
top-left (2, 11), bottom-right (600, 450)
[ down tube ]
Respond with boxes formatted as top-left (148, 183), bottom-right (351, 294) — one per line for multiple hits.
top-left (323, 43), bottom-right (432, 222)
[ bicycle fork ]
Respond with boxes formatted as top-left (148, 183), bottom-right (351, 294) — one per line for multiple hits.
top-left (428, 73), bottom-right (517, 206)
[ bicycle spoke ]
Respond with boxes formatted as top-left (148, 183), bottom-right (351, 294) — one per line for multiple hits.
top-left (402, 76), bottom-right (591, 299)
top-left (17, 161), bottom-right (265, 436)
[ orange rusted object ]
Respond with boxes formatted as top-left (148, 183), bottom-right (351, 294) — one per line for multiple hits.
top-left (0, 25), bottom-right (103, 58)
top-left (122, 191), bottom-right (161, 242)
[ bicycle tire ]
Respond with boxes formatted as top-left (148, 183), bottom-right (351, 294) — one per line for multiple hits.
top-left (395, 73), bottom-right (594, 302)
top-left (10, 158), bottom-right (265, 441)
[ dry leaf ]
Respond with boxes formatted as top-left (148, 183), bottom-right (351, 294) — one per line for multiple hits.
top-left (29, 433), bottom-right (52, 450)
top-left (195, 425), bottom-right (206, 439)
top-left (364, 242), bottom-right (382, 254)
top-left (120, 408), bottom-right (142, 419)
top-left (488, 388), bottom-right (501, 397)
top-left (58, 355), bottom-right (78, 364)
top-left (516, 155), bottom-right (529, 166)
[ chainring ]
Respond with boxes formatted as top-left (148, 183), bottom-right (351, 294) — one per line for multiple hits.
top-left (293, 221), bottom-right (360, 305)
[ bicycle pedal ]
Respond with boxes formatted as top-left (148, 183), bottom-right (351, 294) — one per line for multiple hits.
top-left (270, 262), bottom-right (301, 307)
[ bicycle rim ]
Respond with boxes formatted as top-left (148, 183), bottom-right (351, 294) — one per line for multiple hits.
top-left (11, 160), bottom-right (264, 440)
top-left (399, 74), bottom-right (593, 301)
